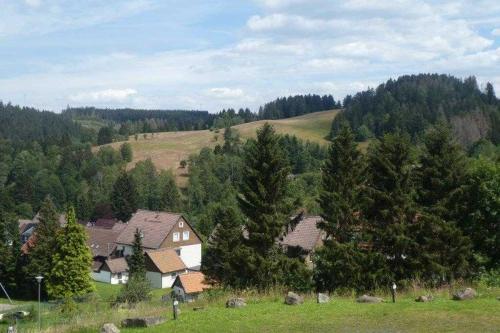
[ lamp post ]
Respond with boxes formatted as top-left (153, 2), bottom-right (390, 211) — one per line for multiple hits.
top-left (35, 275), bottom-right (43, 332)
top-left (391, 282), bottom-right (397, 303)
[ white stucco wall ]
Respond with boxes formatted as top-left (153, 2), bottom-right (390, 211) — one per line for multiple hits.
top-left (161, 273), bottom-right (178, 288)
top-left (110, 272), bottom-right (129, 285)
top-left (180, 244), bottom-right (201, 268)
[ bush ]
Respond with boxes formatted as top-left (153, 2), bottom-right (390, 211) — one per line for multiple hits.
top-left (115, 277), bottom-right (152, 305)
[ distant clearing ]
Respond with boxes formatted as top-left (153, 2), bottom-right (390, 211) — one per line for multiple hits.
top-left (101, 110), bottom-right (340, 186)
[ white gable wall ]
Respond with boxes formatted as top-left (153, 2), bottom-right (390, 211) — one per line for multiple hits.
top-left (179, 244), bottom-right (201, 268)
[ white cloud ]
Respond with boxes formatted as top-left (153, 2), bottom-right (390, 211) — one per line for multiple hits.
top-left (492, 28), bottom-right (500, 37)
top-left (206, 87), bottom-right (245, 99)
top-left (69, 88), bottom-right (137, 102)
top-left (25, 0), bottom-right (42, 8)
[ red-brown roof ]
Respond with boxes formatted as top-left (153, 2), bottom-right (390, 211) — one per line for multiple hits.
top-left (280, 216), bottom-right (324, 252)
top-left (146, 248), bottom-right (186, 274)
top-left (86, 227), bottom-right (122, 257)
top-left (176, 272), bottom-right (211, 294)
top-left (116, 210), bottom-right (183, 248)
top-left (103, 257), bottom-right (129, 274)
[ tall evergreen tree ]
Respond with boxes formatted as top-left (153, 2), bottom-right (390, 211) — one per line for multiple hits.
top-left (111, 171), bottom-right (138, 222)
top-left (363, 133), bottom-right (416, 284)
top-left (24, 196), bottom-right (61, 297)
top-left (120, 143), bottom-right (133, 162)
top-left (202, 206), bottom-right (244, 286)
top-left (47, 206), bottom-right (94, 299)
top-left (318, 124), bottom-right (363, 242)
top-left (0, 211), bottom-right (22, 295)
top-left (128, 228), bottom-right (146, 279)
top-left (238, 123), bottom-right (292, 253)
top-left (416, 125), bottom-right (467, 221)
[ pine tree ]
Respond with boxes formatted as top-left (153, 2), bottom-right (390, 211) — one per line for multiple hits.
top-left (416, 125), bottom-right (467, 221)
top-left (128, 228), bottom-right (146, 279)
top-left (111, 171), bottom-right (138, 222)
top-left (24, 196), bottom-right (61, 297)
top-left (363, 133), bottom-right (416, 284)
top-left (47, 206), bottom-right (94, 299)
top-left (318, 124), bottom-right (363, 242)
top-left (120, 143), bottom-right (133, 162)
top-left (238, 123), bottom-right (292, 253)
top-left (201, 206), bottom-right (244, 286)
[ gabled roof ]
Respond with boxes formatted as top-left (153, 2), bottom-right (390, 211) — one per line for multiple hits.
top-left (103, 257), bottom-right (128, 274)
top-left (280, 215), bottom-right (324, 252)
top-left (176, 272), bottom-right (211, 294)
top-left (86, 227), bottom-right (122, 257)
top-left (116, 210), bottom-right (183, 248)
top-left (146, 248), bottom-right (186, 274)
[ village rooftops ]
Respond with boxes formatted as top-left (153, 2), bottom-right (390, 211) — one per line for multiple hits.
top-left (103, 257), bottom-right (128, 274)
top-left (145, 248), bottom-right (187, 274)
top-left (116, 209), bottom-right (184, 249)
top-left (280, 215), bottom-right (324, 252)
top-left (86, 227), bottom-right (123, 258)
top-left (175, 272), bottom-right (211, 294)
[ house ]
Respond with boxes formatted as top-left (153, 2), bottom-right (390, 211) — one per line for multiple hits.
top-left (116, 210), bottom-right (202, 270)
top-left (92, 257), bottom-right (129, 285)
top-left (19, 213), bottom-right (67, 245)
top-left (145, 248), bottom-right (188, 288)
top-left (172, 272), bottom-right (211, 302)
top-left (279, 215), bottom-right (326, 267)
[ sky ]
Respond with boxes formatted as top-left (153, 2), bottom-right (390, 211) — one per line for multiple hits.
top-left (0, 0), bottom-right (499, 113)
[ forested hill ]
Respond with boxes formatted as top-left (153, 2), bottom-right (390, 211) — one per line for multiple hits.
top-left (258, 94), bottom-right (340, 120)
top-left (331, 74), bottom-right (500, 146)
top-left (0, 102), bottom-right (91, 146)
top-left (63, 107), bottom-right (214, 132)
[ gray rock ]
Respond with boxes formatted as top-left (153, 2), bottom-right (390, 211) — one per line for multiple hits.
top-left (285, 292), bottom-right (304, 305)
top-left (226, 297), bottom-right (246, 308)
top-left (121, 317), bottom-right (166, 328)
top-left (317, 293), bottom-right (330, 304)
top-left (453, 288), bottom-right (477, 301)
top-left (101, 323), bottom-right (120, 333)
top-left (356, 295), bottom-right (383, 303)
top-left (193, 306), bottom-right (205, 311)
top-left (415, 295), bottom-right (433, 302)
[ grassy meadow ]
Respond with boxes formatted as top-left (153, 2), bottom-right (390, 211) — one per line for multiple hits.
top-left (100, 110), bottom-right (339, 186)
top-left (2, 284), bottom-right (498, 333)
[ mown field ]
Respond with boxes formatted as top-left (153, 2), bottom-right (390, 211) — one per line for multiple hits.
top-left (100, 110), bottom-right (340, 186)
top-left (3, 285), bottom-right (498, 333)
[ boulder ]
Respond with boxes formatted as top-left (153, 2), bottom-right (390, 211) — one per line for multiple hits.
top-left (317, 293), bottom-right (330, 304)
top-left (356, 295), bottom-right (383, 303)
top-left (453, 288), bottom-right (477, 301)
top-left (121, 317), bottom-right (166, 328)
top-left (285, 292), bottom-right (304, 305)
top-left (101, 323), bottom-right (120, 333)
top-left (415, 295), bottom-right (433, 302)
top-left (226, 297), bottom-right (246, 308)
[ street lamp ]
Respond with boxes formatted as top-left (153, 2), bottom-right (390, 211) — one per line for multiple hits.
top-left (35, 275), bottom-right (43, 332)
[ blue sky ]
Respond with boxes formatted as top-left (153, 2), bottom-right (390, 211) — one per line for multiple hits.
top-left (1, 0), bottom-right (499, 112)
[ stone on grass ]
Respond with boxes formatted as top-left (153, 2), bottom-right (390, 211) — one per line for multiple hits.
top-left (193, 306), bottom-right (205, 311)
top-left (226, 297), bottom-right (246, 308)
top-left (453, 288), bottom-right (477, 301)
top-left (101, 323), bottom-right (120, 333)
top-left (121, 317), bottom-right (166, 328)
top-left (415, 295), bottom-right (433, 302)
top-left (317, 293), bottom-right (330, 304)
top-left (285, 292), bottom-right (304, 305)
top-left (356, 295), bottom-right (383, 303)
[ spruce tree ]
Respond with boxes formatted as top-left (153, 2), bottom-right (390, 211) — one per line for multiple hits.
top-left (111, 171), bottom-right (138, 222)
top-left (24, 196), bottom-right (61, 297)
top-left (47, 206), bottom-right (94, 299)
top-left (363, 133), bottom-right (415, 284)
top-left (318, 124), bottom-right (363, 242)
top-left (128, 228), bottom-right (146, 279)
top-left (416, 125), bottom-right (467, 221)
top-left (238, 123), bottom-right (292, 253)
top-left (202, 206), bottom-right (244, 286)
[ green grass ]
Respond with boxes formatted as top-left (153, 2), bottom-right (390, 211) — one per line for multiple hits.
top-left (117, 289), bottom-right (500, 333)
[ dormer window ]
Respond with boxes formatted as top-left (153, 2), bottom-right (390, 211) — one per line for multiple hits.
top-left (173, 232), bottom-right (180, 242)
top-left (179, 221), bottom-right (184, 228)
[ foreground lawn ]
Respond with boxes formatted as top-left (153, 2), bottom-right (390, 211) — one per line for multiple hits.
top-left (117, 290), bottom-right (500, 333)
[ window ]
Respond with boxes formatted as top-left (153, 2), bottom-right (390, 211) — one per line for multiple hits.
top-left (179, 221), bottom-right (184, 228)
top-left (173, 232), bottom-right (180, 242)
top-left (182, 231), bottom-right (190, 241)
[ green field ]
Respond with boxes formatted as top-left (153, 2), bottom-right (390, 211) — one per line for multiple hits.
top-left (101, 110), bottom-right (339, 186)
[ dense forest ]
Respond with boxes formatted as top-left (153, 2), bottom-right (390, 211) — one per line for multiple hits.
top-left (259, 94), bottom-right (340, 119)
top-left (331, 74), bottom-right (500, 146)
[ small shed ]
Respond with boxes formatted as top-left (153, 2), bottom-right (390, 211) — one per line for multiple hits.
top-left (172, 272), bottom-right (211, 302)
top-left (92, 257), bottom-right (129, 285)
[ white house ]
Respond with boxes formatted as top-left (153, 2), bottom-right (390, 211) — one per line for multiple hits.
top-left (145, 248), bottom-right (188, 288)
top-left (92, 257), bottom-right (129, 285)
